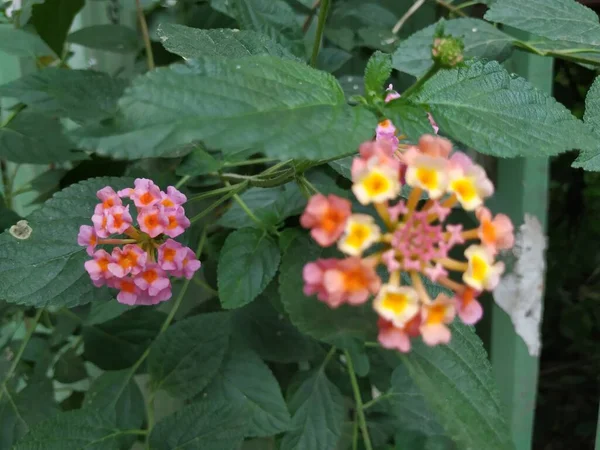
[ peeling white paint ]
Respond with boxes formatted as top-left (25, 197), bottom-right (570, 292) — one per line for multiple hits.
top-left (9, 219), bottom-right (32, 240)
top-left (494, 214), bottom-right (546, 357)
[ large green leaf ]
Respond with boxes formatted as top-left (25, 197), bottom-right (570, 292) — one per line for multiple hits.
top-left (0, 381), bottom-right (58, 449)
top-left (485, 0), bottom-right (600, 47)
top-left (67, 25), bottom-right (139, 54)
top-left (0, 111), bottom-right (85, 163)
top-left (0, 69), bottom-right (128, 123)
top-left (218, 228), bottom-right (280, 309)
top-left (384, 101), bottom-right (434, 142)
top-left (54, 349), bottom-right (87, 383)
top-left (414, 60), bottom-right (597, 157)
top-left (0, 25), bottom-right (54, 58)
top-left (83, 308), bottom-right (166, 371)
top-left (278, 235), bottom-right (377, 345)
top-left (573, 75), bottom-right (600, 170)
top-left (204, 346), bottom-right (291, 437)
top-left (218, 184), bottom-right (305, 229)
top-left (364, 51), bottom-right (392, 97)
top-left (31, 0), bottom-right (85, 56)
top-left (0, 177), bottom-right (131, 308)
top-left (392, 18), bottom-right (515, 77)
top-left (149, 398), bottom-right (248, 450)
top-left (400, 324), bottom-right (514, 450)
top-left (73, 56), bottom-right (377, 161)
top-left (157, 24), bottom-right (296, 60)
top-left (148, 313), bottom-right (231, 400)
top-left (280, 369), bottom-right (345, 450)
top-left (232, 285), bottom-right (320, 363)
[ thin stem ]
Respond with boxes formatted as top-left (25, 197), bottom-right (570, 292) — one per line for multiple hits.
top-left (136, 0), bottom-right (155, 71)
top-left (310, 0), bottom-right (331, 67)
top-left (436, 0), bottom-right (468, 17)
top-left (0, 104), bottom-right (26, 128)
top-left (188, 184), bottom-right (241, 203)
top-left (223, 157), bottom-right (277, 167)
top-left (145, 392), bottom-right (155, 450)
top-left (175, 175), bottom-right (190, 190)
top-left (455, 0), bottom-right (479, 9)
top-left (345, 350), bottom-right (373, 450)
top-left (402, 62), bottom-right (441, 98)
top-left (392, 0), bottom-right (427, 35)
top-left (352, 412), bottom-right (359, 450)
top-left (190, 181), bottom-right (249, 223)
top-left (0, 309), bottom-right (43, 404)
top-left (320, 346), bottom-right (337, 371)
top-left (225, 180), bottom-right (265, 229)
top-left (302, 0), bottom-right (321, 33)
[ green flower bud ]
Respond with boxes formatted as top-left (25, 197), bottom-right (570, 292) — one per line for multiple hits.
top-left (431, 36), bottom-right (465, 68)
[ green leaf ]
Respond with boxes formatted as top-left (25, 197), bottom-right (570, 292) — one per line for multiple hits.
top-left (218, 184), bottom-right (305, 229)
top-left (280, 369), bottom-right (345, 450)
top-left (232, 286), bottom-right (320, 363)
top-left (384, 100), bottom-right (434, 142)
top-left (364, 51), bottom-right (392, 98)
top-left (400, 324), bottom-right (514, 450)
top-left (414, 60), bottom-right (597, 157)
top-left (0, 111), bottom-right (85, 164)
top-left (54, 349), bottom-right (87, 383)
top-left (0, 25), bottom-right (54, 57)
top-left (31, 0), bottom-right (85, 56)
top-left (157, 24), bottom-right (297, 60)
top-left (232, 0), bottom-right (302, 53)
top-left (83, 308), bottom-right (166, 371)
top-left (204, 346), bottom-right (291, 437)
top-left (175, 147), bottom-right (223, 177)
top-left (149, 398), bottom-right (248, 450)
top-left (0, 69), bottom-right (128, 123)
top-left (218, 228), bottom-right (281, 309)
top-left (0, 177), bottom-right (132, 308)
top-left (73, 56), bottom-right (377, 161)
top-left (573, 75), bottom-right (600, 170)
top-left (84, 370), bottom-right (146, 432)
top-left (13, 410), bottom-right (130, 450)
top-left (148, 312), bottom-right (231, 400)
top-left (278, 235), bottom-right (377, 345)
top-left (392, 19), bottom-right (515, 77)
top-left (0, 206), bottom-right (21, 233)
top-left (485, 0), bottom-right (600, 47)
top-left (328, 156), bottom-right (353, 180)
top-left (67, 25), bottom-right (139, 53)
top-left (84, 300), bottom-right (132, 326)
top-left (317, 48), bottom-right (353, 74)
top-left (0, 381), bottom-right (58, 449)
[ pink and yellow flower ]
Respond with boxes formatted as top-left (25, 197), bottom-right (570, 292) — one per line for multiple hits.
top-left (463, 245), bottom-right (505, 291)
top-left (338, 214), bottom-right (381, 256)
top-left (373, 285), bottom-right (420, 328)
top-left (77, 225), bottom-right (97, 256)
top-left (419, 294), bottom-right (456, 346)
top-left (300, 194), bottom-right (351, 246)
top-left (476, 207), bottom-right (514, 254)
top-left (447, 152), bottom-right (494, 211)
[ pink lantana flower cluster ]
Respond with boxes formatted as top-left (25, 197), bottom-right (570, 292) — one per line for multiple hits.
top-left (301, 133), bottom-right (515, 353)
top-left (78, 179), bottom-right (201, 306)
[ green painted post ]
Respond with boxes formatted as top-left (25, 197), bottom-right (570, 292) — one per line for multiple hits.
top-left (489, 30), bottom-right (552, 450)
top-left (596, 404), bottom-right (600, 450)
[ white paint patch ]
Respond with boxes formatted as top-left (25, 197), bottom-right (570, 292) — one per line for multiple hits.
top-left (494, 214), bottom-right (546, 357)
top-left (9, 220), bottom-right (32, 240)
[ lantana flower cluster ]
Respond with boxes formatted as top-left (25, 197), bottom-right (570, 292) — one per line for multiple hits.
top-left (301, 92), bottom-right (514, 352)
top-left (78, 179), bottom-right (201, 306)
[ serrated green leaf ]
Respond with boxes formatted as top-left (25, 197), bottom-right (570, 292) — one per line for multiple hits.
top-left (148, 312), bottom-right (230, 400)
top-left (485, 0), bottom-right (600, 47)
top-left (72, 56), bottom-right (377, 161)
top-left (84, 370), bottom-right (146, 433)
top-left (218, 184), bottom-right (305, 229)
top-left (392, 19), bottom-right (515, 77)
top-left (204, 346), bottom-right (291, 437)
top-left (54, 349), bottom-right (87, 383)
top-left (31, 0), bottom-right (85, 56)
top-left (317, 48), bottom-right (353, 74)
top-left (0, 177), bottom-right (131, 308)
top-left (384, 101), bottom-right (434, 142)
top-left (0, 69), bottom-right (128, 123)
top-left (0, 381), bottom-right (58, 449)
top-left (84, 300), bottom-right (132, 326)
top-left (278, 235), bottom-right (377, 345)
top-left (328, 156), bottom-right (353, 179)
top-left (67, 25), bottom-right (139, 53)
top-left (0, 111), bottom-right (85, 163)
top-left (573, 75), bottom-right (600, 170)
top-left (83, 308), bottom-right (166, 371)
top-left (218, 228), bottom-right (280, 309)
top-left (149, 398), bottom-right (248, 450)
top-left (364, 51), bottom-right (392, 98)
top-left (414, 60), bottom-right (597, 157)
top-left (0, 26), bottom-right (53, 58)
top-left (157, 24), bottom-right (297, 60)
top-left (280, 369), bottom-right (345, 450)
top-left (400, 324), bottom-right (514, 450)
top-left (13, 410), bottom-right (128, 450)
top-left (175, 147), bottom-right (223, 177)
top-left (232, 286), bottom-right (320, 363)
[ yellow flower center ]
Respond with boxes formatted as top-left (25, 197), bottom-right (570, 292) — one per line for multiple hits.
top-left (426, 303), bottom-right (447, 324)
top-left (345, 223), bottom-right (371, 249)
top-left (381, 292), bottom-right (410, 315)
top-left (415, 167), bottom-right (439, 190)
top-left (470, 254), bottom-right (488, 282)
top-left (451, 178), bottom-right (477, 202)
top-left (362, 171), bottom-right (392, 197)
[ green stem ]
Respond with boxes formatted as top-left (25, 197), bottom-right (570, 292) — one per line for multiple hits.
top-left (188, 184), bottom-right (242, 203)
top-left (0, 309), bottom-right (43, 404)
top-left (455, 0), bottom-right (479, 9)
top-left (352, 411), bottom-right (359, 450)
top-left (436, 0), bottom-right (468, 17)
top-left (225, 181), bottom-right (263, 227)
top-left (401, 62), bottom-right (441, 98)
top-left (310, 0), bottom-right (331, 67)
top-left (135, 0), bottom-right (155, 71)
top-left (345, 350), bottom-right (373, 450)
top-left (223, 157), bottom-right (277, 167)
top-left (175, 175), bottom-right (191, 190)
top-left (0, 104), bottom-right (26, 128)
top-left (190, 181), bottom-right (249, 223)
